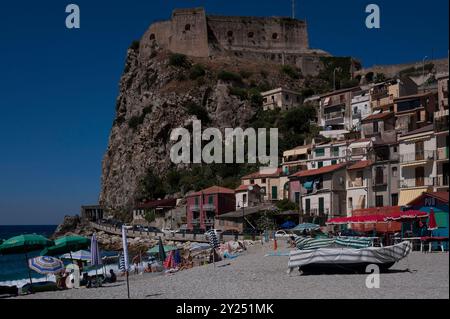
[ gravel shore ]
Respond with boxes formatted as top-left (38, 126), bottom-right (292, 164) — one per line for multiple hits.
top-left (16, 241), bottom-right (449, 299)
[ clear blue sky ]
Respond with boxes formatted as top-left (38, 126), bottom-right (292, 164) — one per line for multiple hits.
top-left (0, 0), bottom-right (448, 225)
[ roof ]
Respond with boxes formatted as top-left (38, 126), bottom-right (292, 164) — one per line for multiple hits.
top-left (241, 168), bottom-right (282, 180)
top-left (217, 204), bottom-right (277, 219)
top-left (320, 86), bottom-right (361, 98)
top-left (188, 186), bottom-right (235, 197)
top-left (407, 191), bottom-right (449, 206)
top-left (290, 163), bottom-right (347, 178)
top-left (235, 184), bottom-right (259, 192)
top-left (399, 124), bottom-right (434, 138)
top-left (135, 198), bottom-right (177, 209)
top-left (361, 112), bottom-right (394, 123)
top-left (394, 91), bottom-right (436, 102)
top-left (347, 160), bottom-right (373, 170)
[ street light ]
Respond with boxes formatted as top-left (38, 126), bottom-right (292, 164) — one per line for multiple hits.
top-left (422, 56), bottom-right (428, 91)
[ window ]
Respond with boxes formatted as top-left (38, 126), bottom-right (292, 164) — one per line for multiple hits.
top-left (227, 30), bottom-right (233, 37)
top-left (294, 192), bottom-right (300, 204)
top-left (415, 166), bottom-right (425, 187)
top-left (392, 167), bottom-right (398, 177)
top-left (375, 195), bottom-right (384, 207)
top-left (184, 24), bottom-right (191, 31)
top-left (248, 31), bottom-right (254, 38)
top-left (285, 94), bottom-right (289, 100)
top-left (262, 178), bottom-right (266, 183)
top-left (194, 197), bottom-right (199, 205)
top-left (242, 193), bottom-right (247, 205)
top-left (263, 98), bottom-right (267, 103)
top-left (348, 197), bottom-right (353, 210)
top-left (272, 33), bottom-right (278, 39)
top-left (332, 147), bottom-right (339, 157)
top-left (315, 148), bottom-right (325, 157)
top-left (250, 179), bottom-right (255, 184)
top-left (318, 162), bottom-right (323, 168)
top-left (208, 195), bottom-right (214, 204)
top-left (331, 160), bottom-right (337, 165)
top-left (391, 194), bottom-right (398, 206)
top-left (149, 33), bottom-right (155, 40)
top-left (393, 146), bottom-right (398, 153)
top-left (373, 121), bottom-right (379, 133)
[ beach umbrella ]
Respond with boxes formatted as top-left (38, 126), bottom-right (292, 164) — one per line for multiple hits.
top-left (0, 234), bottom-right (53, 293)
top-left (280, 221), bottom-right (296, 229)
top-left (158, 237), bottom-right (166, 262)
top-left (290, 223), bottom-right (320, 232)
top-left (28, 256), bottom-right (64, 275)
top-left (121, 226), bottom-right (130, 299)
top-left (427, 209), bottom-right (438, 231)
top-left (90, 234), bottom-right (102, 267)
top-left (61, 250), bottom-right (91, 261)
top-left (41, 235), bottom-right (90, 257)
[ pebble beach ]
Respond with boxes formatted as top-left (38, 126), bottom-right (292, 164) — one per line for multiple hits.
top-left (15, 241), bottom-right (449, 299)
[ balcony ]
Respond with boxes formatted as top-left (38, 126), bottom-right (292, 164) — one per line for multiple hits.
top-left (435, 117), bottom-right (449, 132)
top-left (191, 218), bottom-right (200, 225)
top-left (323, 96), bottom-right (346, 108)
top-left (203, 204), bottom-right (216, 211)
top-left (348, 179), bottom-right (365, 188)
top-left (435, 175), bottom-right (449, 187)
top-left (399, 177), bottom-right (435, 188)
top-left (324, 110), bottom-right (345, 121)
top-left (437, 147), bottom-right (449, 160)
top-left (400, 151), bottom-right (435, 164)
top-left (190, 205), bottom-right (200, 212)
top-left (435, 109), bottom-right (449, 118)
top-left (301, 208), bottom-right (329, 216)
top-left (373, 175), bottom-right (388, 186)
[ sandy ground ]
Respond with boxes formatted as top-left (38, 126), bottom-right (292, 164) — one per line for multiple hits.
top-left (16, 241), bottom-right (449, 299)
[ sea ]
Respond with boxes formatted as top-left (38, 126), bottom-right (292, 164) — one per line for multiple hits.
top-left (0, 225), bottom-right (119, 288)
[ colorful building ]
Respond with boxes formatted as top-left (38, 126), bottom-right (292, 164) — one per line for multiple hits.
top-left (186, 186), bottom-right (235, 231)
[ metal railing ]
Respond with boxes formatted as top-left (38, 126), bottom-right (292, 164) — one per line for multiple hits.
top-left (190, 205), bottom-right (200, 211)
top-left (203, 204), bottom-right (216, 211)
top-left (400, 150), bottom-right (435, 163)
top-left (324, 110), bottom-right (344, 120)
top-left (399, 177), bottom-right (435, 188)
top-left (373, 175), bottom-right (388, 186)
top-left (435, 175), bottom-right (449, 187)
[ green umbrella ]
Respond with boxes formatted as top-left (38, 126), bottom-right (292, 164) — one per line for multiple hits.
top-left (40, 235), bottom-right (90, 257)
top-left (0, 234), bottom-right (54, 293)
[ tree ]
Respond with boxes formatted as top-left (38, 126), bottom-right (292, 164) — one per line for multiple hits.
top-left (255, 211), bottom-right (277, 231)
top-left (137, 168), bottom-right (166, 201)
top-left (144, 210), bottom-right (156, 224)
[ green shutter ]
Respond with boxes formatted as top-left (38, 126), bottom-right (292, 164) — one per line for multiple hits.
top-left (272, 186), bottom-right (278, 200)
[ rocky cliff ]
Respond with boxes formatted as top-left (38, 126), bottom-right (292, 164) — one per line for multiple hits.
top-left (99, 33), bottom-right (334, 212)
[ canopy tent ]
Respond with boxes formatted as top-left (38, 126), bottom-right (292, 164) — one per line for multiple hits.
top-left (327, 210), bottom-right (429, 225)
top-left (280, 221), bottom-right (297, 229)
top-left (147, 245), bottom-right (178, 255)
top-left (290, 223), bottom-right (320, 232)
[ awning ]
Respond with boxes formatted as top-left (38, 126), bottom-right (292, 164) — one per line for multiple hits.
top-left (303, 181), bottom-right (314, 190)
top-left (398, 188), bottom-right (428, 206)
top-left (400, 161), bottom-right (428, 167)
top-left (327, 210), bottom-right (428, 225)
top-left (284, 147), bottom-right (309, 157)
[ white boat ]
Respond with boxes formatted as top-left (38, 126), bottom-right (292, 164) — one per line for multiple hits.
top-left (288, 241), bottom-right (412, 274)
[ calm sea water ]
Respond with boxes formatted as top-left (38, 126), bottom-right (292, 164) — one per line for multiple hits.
top-left (0, 225), bottom-right (57, 283)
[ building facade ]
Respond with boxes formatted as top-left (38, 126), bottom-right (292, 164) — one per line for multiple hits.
top-left (262, 88), bottom-right (302, 111)
top-left (319, 87), bottom-right (360, 131)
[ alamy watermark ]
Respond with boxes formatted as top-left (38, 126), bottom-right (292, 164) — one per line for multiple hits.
top-left (365, 264), bottom-right (380, 289)
top-left (170, 120), bottom-right (279, 170)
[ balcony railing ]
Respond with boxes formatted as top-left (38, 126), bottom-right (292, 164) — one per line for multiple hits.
top-left (190, 205), bottom-right (200, 212)
top-left (400, 150), bottom-right (435, 164)
top-left (435, 117), bottom-right (449, 132)
top-left (399, 177), bottom-right (435, 188)
top-left (191, 218), bottom-right (200, 225)
top-left (323, 96), bottom-right (346, 107)
top-left (348, 179), bottom-right (364, 188)
top-left (323, 110), bottom-right (345, 120)
top-left (435, 175), bottom-right (449, 187)
top-left (301, 208), bottom-right (329, 216)
top-left (203, 204), bottom-right (216, 211)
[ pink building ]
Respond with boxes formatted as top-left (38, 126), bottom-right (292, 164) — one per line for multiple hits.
top-left (186, 186), bottom-right (235, 232)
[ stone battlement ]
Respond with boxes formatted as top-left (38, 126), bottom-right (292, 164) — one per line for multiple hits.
top-left (139, 7), bottom-right (329, 75)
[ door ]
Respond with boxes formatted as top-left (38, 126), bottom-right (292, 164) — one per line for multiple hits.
top-left (415, 141), bottom-right (424, 160)
top-left (271, 186), bottom-right (278, 200)
top-left (318, 197), bottom-right (324, 216)
top-left (305, 198), bottom-right (310, 214)
top-left (415, 166), bottom-right (425, 187)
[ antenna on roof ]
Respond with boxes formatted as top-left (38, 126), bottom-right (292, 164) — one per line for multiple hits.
top-left (292, 0), bottom-right (295, 19)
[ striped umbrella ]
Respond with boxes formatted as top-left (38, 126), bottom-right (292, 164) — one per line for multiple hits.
top-left (61, 250), bottom-right (91, 261)
top-left (28, 256), bottom-right (64, 275)
top-left (90, 233), bottom-right (102, 266)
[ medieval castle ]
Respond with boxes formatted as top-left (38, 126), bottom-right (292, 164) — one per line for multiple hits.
top-left (139, 8), bottom-right (330, 76)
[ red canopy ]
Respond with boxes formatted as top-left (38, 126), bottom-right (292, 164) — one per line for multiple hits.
top-left (327, 210), bottom-right (428, 225)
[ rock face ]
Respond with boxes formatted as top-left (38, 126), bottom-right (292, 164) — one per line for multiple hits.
top-left (99, 11), bottom-right (330, 212)
top-left (53, 215), bottom-right (82, 238)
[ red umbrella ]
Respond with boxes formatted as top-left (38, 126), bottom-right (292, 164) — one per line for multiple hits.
top-left (427, 209), bottom-right (438, 231)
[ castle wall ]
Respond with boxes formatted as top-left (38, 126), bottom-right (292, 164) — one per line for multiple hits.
top-left (206, 16), bottom-right (309, 53)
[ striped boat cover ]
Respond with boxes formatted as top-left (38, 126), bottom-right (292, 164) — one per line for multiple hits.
top-left (335, 237), bottom-right (373, 248)
top-left (294, 236), bottom-right (335, 250)
top-left (288, 241), bottom-right (412, 270)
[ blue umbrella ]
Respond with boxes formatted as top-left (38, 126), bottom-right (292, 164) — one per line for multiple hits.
top-left (290, 223), bottom-right (320, 232)
top-left (28, 256), bottom-right (64, 274)
top-left (280, 221), bottom-right (296, 229)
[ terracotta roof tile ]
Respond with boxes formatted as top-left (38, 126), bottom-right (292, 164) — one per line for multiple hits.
top-left (361, 112), bottom-right (393, 123)
top-left (241, 168), bottom-right (282, 180)
top-left (347, 160), bottom-right (373, 170)
top-left (290, 163), bottom-right (347, 178)
top-left (189, 186), bottom-right (235, 196)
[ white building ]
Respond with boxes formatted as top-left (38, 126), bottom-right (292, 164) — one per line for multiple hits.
top-left (307, 140), bottom-right (348, 170)
top-left (262, 88), bottom-right (302, 111)
top-left (398, 124), bottom-right (437, 206)
top-left (351, 89), bottom-right (371, 130)
top-left (346, 160), bottom-right (372, 216)
top-left (234, 184), bottom-right (262, 209)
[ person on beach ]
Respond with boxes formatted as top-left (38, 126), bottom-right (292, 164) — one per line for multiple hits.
top-left (105, 269), bottom-right (116, 283)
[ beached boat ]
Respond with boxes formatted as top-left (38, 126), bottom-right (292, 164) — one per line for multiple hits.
top-left (288, 241), bottom-right (412, 274)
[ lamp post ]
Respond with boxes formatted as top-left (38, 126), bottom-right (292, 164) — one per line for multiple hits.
top-left (422, 56), bottom-right (428, 92)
